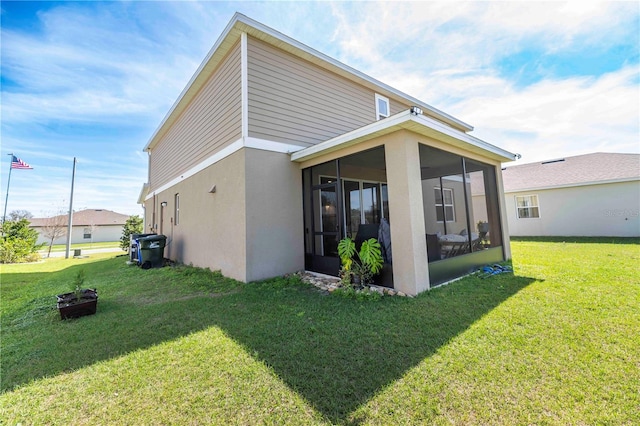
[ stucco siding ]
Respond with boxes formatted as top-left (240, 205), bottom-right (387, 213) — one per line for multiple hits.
top-left (244, 148), bottom-right (305, 281)
top-left (145, 149), bottom-right (248, 281)
top-left (504, 181), bottom-right (640, 237)
top-left (247, 36), bottom-right (409, 147)
top-left (149, 42), bottom-right (242, 191)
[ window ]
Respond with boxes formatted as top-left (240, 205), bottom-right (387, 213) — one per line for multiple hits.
top-left (174, 193), bottom-right (180, 225)
top-left (83, 227), bottom-right (91, 239)
top-left (375, 94), bottom-right (390, 120)
top-left (434, 187), bottom-right (455, 222)
top-left (516, 195), bottom-right (540, 218)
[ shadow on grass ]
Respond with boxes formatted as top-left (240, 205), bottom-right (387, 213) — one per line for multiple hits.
top-left (213, 273), bottom-right (537, 422)
top-left (2, 257), bottom-right (537, 423)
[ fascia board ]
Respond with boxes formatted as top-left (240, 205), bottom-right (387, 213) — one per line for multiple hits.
top-left (291, 110), bottom-right (516, 163)
top-left (410, 113), bottom-right (515, 161)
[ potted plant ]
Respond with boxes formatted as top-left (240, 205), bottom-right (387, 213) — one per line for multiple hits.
top-left (337, 237), bottom-right (384, 288)
top-left (477, 220), bottom-right (489, 234)
top-left (56, 269), bottom-right (98, 320)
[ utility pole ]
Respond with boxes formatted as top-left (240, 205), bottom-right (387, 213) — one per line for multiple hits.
top-left (65, 157), bottom-right (77, 259)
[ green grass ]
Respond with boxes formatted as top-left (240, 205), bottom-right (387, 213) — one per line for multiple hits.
top-left (1, 241), bottom-right (638, 424)
top-left (38, 241), bottom-right (122, 253)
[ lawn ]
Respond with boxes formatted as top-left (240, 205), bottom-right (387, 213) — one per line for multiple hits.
top-left (1, 240), bottom-right (638, 424)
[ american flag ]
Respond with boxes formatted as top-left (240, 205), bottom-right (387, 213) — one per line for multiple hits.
top-left (11, 155), bottom-right (33, 170)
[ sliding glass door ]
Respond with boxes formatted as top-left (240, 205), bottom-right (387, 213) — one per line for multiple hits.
top-left (303, 147), bottom-right (388, 277)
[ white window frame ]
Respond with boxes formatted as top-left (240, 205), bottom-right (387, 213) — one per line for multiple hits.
top-left (515, 194), bottom-right (540, 219)
top-left (434, 187), bottom-right (456, 223)
top-left (83, 227), bottom-right (91, 239)
top-left (375, 94), bottom-right (390, 120)
top-left (174, 193), bottom-right (180, 225)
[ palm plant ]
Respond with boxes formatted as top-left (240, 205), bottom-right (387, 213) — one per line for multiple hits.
top-left (337, 237), bottom-right (384, 287)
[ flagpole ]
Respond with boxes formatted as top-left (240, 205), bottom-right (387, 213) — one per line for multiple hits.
top-left (65, 157), bottom-right (77, 259)
top-left (3, 153), bottom-right (14, 224)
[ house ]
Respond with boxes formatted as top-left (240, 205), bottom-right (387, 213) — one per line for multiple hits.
top-left (490, 153), bottom-right (639, 237)
top-left (138, 13), bottom-right (517, 295)
top-left (29, 209), bottom-right (130, 245)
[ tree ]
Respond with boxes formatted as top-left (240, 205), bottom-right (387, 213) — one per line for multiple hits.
top-left (42, 213), bottom-right (68, 258)
top-left (120, 215), bottom-right (143, 251)
top-left (8, 210), bottom-right (33, 221)
top-left (0, 219), bottom-right (42, 263)
top-left (87, 222), bottom-right (98, 248)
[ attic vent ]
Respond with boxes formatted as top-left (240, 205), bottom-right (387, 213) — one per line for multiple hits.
top-left (541, 159), bottom-right (565, 165)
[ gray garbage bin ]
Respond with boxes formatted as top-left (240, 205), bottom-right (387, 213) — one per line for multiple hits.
top-left (130, 233), bottom-right (156, 263)
top-left (138, 235), bottom-right (166, 269)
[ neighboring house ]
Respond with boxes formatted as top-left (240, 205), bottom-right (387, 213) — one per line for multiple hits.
top-left (473, 153), bottom-right (639, 237)
top-left (138, 13), bottom-right (517, 295)
top-left (29, 209), bottom-right (130, 245)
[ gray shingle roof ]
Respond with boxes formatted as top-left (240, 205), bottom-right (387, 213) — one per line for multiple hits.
top-left (501, 152), bottom-right (640, 193)
top-left (29, 209), bottom-right (130, 227)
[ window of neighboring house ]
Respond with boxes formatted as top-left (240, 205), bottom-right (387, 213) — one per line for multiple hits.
top-left (174, 193), bottom-right (180, 225)
top-left (83, 227), bottom-right (91, 239)
top-left (434, 188), bottom-right (455, 222)
top-left (516, 195), bottom-right (540, 218)
top-left (375, 94), bottom-right (390, 120)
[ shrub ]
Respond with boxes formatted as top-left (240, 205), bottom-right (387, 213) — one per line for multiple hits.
top-left (0, 219), bottom-right (42, 263)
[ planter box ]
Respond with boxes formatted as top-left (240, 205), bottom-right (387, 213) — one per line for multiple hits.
top-left (56, 289), bottom-right (98, 320)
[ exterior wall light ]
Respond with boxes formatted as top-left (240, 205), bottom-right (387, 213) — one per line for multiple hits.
top-left (161, 202), bottom-right (168, 207)
top-left (410, 106), bottom-right (423, 116)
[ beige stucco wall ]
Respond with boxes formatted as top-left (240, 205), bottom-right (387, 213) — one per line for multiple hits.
top-left (505, 181), bottom-right (640, 237)
top-left (244, 148), bottom-right (305, 281)
top-left (384, 131), bottom-right (431, 294)
top-left (144, 149), bottom-right (248, 281)
top-left (142, 147), bottom-right (305, 282)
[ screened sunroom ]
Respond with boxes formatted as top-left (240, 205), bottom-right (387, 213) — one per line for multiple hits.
top-left (293, 109), bottom-right (516, 295)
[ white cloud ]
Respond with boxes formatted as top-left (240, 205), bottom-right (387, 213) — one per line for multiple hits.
top-left (325, 1), bottom-right (639, 164)
top-left (454, 66), bottom-right (640, 162)
top-left (0, 3), bottom-right (216, 124)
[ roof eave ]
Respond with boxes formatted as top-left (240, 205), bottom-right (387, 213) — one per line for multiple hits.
top-left (138, 183), bottom-right (150, 205)
top-left (290, 110), bottom-right (516, 164)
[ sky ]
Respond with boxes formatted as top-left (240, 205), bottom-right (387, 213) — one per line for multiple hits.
top-left (1, 1), bottom-right (639, 218)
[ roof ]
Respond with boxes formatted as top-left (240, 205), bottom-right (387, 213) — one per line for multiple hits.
top-left (29, 209), bottom-right (130, 227)
top-left (143, 13), bottom-right (473, 152)
top-left (501, 152), bottom-right (640, 193)
top-left (291, 109), bottom-right (516, 164)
